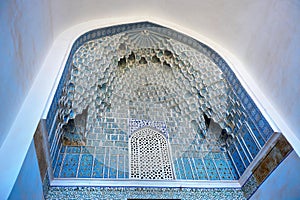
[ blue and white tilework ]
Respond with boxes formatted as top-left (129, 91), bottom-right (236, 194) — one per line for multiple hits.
top-left (54, 146), bottom-right (129, 179)
top-left (241, 175), bottom-right (259, 199)
top-left (129, 119), bottom-right (168, 138)
top-left (45, 186), bottom-right (246, 200)
top-left (46, 22), bottom-right (275, 183)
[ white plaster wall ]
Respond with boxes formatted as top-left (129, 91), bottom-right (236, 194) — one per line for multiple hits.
top-left (250, 151), bottom-right (300, 200)
top-left (240, 1), bottom-right (300, 149)
top-left (0, 0), bottom-right (54, 147)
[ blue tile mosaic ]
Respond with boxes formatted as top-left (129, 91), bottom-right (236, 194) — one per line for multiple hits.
top-left (227, 162), bottom-right (239, 180)
top-left (173, 159), bottom-right (182, 179)
top-left (81, 146), bottom-right (95, 154)
top-left (204, 157), bottom-right (219, 180)
top-left (109, 155), bottom-right (118, 173)
top-left (189, 158), bottom-right (199, 179)
top-left (235, 139), bottom-right (251, 166)
top-left (60, 154), bottom-right (79, 178)
top-left (224, 152), bottom-right (239, 179)
top-left (78, 154), bottom-right (93, 178)
top-left (117, 170), bottom-right (124, 178)
top-left (247, 120), bottom-right (265, 147)
top-left (239, 136), bottom-right (253, 162)
top-left (45, 186), bottom-right (246, 200)
top-left (241, 175), bottom-right (259, 199)
top-left (53, 153), bottom-right (63, 177)
top-left (60, 145), bottom-right (66, 153)
top-left (129, 119), bottom-right (168, 138)
top-left (214, 159), bottom-right (233, 180)
top-left (192, 158), bottom-right (208, 180)
top-left (103, 166), bottom-right (109, 178)
top-left (92, 157), bottom-right (104, 178)
top-left (109, 168), bottom-right (117, 178)
top-left (182, 158), bottom-right (194, 179)
top-left (116, 157), bottom-right (127, 179)
top-left (66, 146), bottom-right (81, 154)
top-left (51, 145), bottom-right (60, 169)
top-left (231, 149), bottom-right (246, 175)
top-left (242, 130), bottom-right (260, 158)
top-left (48, 123), bottom-right (57, 147)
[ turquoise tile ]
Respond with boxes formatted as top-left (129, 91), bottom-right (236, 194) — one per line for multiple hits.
top-left (60, 154), bottom-right (79, 178)
top-left (92, 157), bottom-right (104, 178)
top-left (78, 154), bottom-right (93, 178)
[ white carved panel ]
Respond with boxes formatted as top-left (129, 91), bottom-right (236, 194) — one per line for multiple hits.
top-left (130, 128), bottom-right (174, 180)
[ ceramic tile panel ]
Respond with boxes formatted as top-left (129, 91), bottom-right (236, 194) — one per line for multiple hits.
top-left (78, 154), bottom-right (93, 178)
top-left (235, 138), bottom-right (251, 166)
top-left (92, 157), bottom-right (104, 178)
top-left (60, 154), bottom-right (79, 178)
top-left (192, 158), bottom-right (208, 179)
top-left (45, 186), bottom-right (246, 200)
top-left (229, 146), bottom-right (246, 175)
top-left (214, 155), bottom-right (234, 180)
top-left (242, 175), bottom-right (259, 199)
top-left (203, 155), bottom-right (219, 180)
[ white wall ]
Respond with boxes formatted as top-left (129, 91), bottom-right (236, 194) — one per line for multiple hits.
top-left (250, 151), bottom-right (300, 200)
top-left (0, 1), bottom-right (54, 198)
top-left (0, 0), bottom-right (53, 147)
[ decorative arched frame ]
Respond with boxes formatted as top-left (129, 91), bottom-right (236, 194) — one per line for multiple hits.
top-left (46, 22), bottom-right (274, 181)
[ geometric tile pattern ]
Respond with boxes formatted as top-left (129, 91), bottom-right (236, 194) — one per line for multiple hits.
top-left (241, 175), bottom-right (258, 199)
top-left (45, 186), bottom-right (246, 200)
top-left (130, 128), bottom-right (174, 180)
top-left (43, 134), bottom-right (294, 199)
top-left (54, 146), bottom-right (129, 179)
top-left (43, 134), bottom-right (293, 200)
top-left (173, 152), bottom-right (238, 180)
top-left (129, 119), bottom-right (168, 138)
